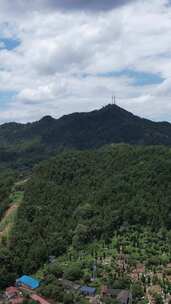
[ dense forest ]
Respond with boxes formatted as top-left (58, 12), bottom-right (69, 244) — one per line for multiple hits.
top-left (0, 144), bottom-right (171, 286)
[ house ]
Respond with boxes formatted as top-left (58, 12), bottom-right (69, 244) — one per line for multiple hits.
top-left (31, 294), bottom-right (51, 304)
top-left (16, 275), bottom-right (40, 289)
top-left (90, 297), bottom-right (100, 304)
top-left (117, 290), bottom-right (132, 304)
top-left (5, 287), bottom-right (18, 300)
top-left (101, 286), bottom-right (132, 304)
top-left (48, 256), bottom-right (56, 264)
top-left (101, 286), bottom-right (121, 298)
top-left (80, 286), bottom-right (96, 297)
top-left (130, 264), bottom-right (145, 281)
top-left (5, 287), bottom-right (24, 304)
top-left (10, 297), bottom-right (24, 304)
top-left (59, 279), bottom-right (80, 292)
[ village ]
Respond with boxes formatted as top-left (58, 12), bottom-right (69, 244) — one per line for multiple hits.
top-left (0, 272), bottom-right (133, 304)
top-left (0, 273), bottom-right (132, 304)
top-left (2, 240), bottom-right (171, 304)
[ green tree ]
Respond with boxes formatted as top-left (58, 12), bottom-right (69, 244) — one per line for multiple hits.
top-left (64, 263), bottom-right (83, 281)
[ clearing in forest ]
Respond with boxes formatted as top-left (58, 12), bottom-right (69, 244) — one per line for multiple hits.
top-left (0, 179), bottom-right (27, 243)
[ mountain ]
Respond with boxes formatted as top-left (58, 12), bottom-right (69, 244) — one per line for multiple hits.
top-left (2, 106), bottom-right (171, 297)
top-left (1, 104), bottom-right (171, 169)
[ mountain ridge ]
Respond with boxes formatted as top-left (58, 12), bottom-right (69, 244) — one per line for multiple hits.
top-left (1, 104), bottom-right (171, 170)
top-left (1, 104), bottom-right (170, 127)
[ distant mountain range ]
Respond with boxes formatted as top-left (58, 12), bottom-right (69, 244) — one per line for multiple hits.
top-left (1, 104), bottom-right (171, 170)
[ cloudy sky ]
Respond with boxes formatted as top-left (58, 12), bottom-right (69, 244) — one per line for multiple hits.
top-left (0, 0), bottom-right (171, 123)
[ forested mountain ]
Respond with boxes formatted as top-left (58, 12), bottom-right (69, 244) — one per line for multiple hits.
top-left (2, 106), bottom-right (171, 293)
top-left (4, 144), bottom-right (171, 279)
top-left (1, 104), bottom-right (171, 170)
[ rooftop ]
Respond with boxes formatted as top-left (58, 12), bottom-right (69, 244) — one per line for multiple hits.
top-left (6, 287), bottom-right (18, 295)
top-left (117, 290), bottom-right (131, 304)
top-left (59, 279), bottom-right (80, 290)
top-left (16, 275), bottom-right (40, 289)
top-left (80, 286), bottom-right (96, 293)
top-left (11, 296), bottom-right (23, 304)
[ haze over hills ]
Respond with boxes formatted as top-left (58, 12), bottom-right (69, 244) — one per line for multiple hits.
top-left (1, 103), bottom-right (171, 170)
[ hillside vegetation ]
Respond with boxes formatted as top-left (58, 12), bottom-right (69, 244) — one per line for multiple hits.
top-left (4, 144), bottom-right (171, 279)
top-left (1, 105), bottom-right (171, 170)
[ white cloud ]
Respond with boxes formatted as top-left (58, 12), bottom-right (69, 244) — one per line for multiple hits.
top-left (0, 0), bottom-right (171, 122)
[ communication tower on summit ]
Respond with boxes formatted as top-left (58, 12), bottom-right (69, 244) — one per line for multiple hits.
top-left (112, 95), bottom-right (116, 105)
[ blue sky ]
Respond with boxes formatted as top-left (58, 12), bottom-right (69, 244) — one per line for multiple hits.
top-left (98, 70), bottom-right (164, 86)
top-left (0, 0), bottom-right (171, 123)
top-left (0, 37), bottom-right (20, 50)
top-left (0, 37), bottom-right (19, 110)
top-left (0, 90), bottom-right (17, 110)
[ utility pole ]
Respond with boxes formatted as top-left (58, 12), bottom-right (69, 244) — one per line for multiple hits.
top-left (92, 260), bottom-right (97, 281)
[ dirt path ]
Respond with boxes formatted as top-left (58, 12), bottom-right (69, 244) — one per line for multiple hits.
top-left (0, 203), bottom-right (20, 242)
top-left (0, 179), bottom-right (27, 242)
top-left (2, 203), bottom-right (18, 219)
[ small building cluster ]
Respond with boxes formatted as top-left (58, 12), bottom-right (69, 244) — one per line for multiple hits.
top-left (59, 279), bottom-right (132, 304)
top-left (4, 275), bottom-right (50, 304)
top-left (5, 287), bottom-right (23, 304)
top-left (59, 279), bottom-right (97, 297)
top-left (3, 273), bottom-right (133, 304)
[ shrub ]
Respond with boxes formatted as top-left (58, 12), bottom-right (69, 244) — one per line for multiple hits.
top-left (64, 263), bottom-right (83, 281)
top-left (63, 292), bottom-right (74, 304)
top-left (48, 263), bottom-right (63, 278)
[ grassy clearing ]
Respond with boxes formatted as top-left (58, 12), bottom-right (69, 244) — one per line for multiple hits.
top-left (0, 203), bottom-right (19, 243)
top-left (9, 191), bottom-right (24, 204)
top-left (0, 180), bottom-right (26, 244)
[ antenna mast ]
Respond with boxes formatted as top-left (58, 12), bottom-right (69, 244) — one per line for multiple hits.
top-left (112, 95), bottom-right (116, 105)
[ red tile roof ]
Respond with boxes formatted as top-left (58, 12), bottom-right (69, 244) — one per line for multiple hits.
top-left (6, 287), bottom-right (18, 295)
top-left (11, 296), bottom-right (23, 304)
